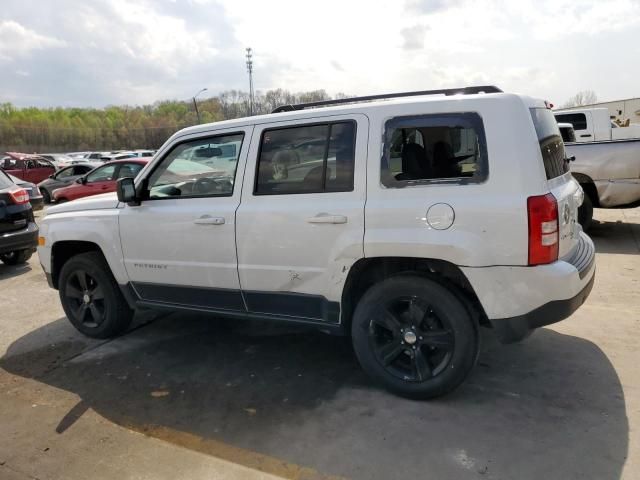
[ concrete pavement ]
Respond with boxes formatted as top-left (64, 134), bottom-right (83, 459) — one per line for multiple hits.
top-left (0, 208), bottom-right (638, 479)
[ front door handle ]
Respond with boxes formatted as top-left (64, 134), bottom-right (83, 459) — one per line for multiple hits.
top-left (580, 134), bottom-right (592, 138)
top-left (194, 215), bottom-right (225, 225)
top-left (306, 213), bottom-right (348, 224)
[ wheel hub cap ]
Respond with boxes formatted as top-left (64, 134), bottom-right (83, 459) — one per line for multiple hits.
top-left (83, 293), bottom-right (91, 304)
top-left (403, 330), bottom-right (417, 345)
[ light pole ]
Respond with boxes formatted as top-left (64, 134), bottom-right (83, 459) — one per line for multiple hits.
top-left (192, 87), bottom-right (207, 124)
top-left (246, 48), bottom-right (254, 116)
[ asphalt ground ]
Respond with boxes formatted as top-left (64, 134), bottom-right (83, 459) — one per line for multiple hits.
top-left (0, 207), bottom-right (638, 479)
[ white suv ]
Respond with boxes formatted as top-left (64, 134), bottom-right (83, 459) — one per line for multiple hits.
top-left (38, 86), bottom-right (595, 399)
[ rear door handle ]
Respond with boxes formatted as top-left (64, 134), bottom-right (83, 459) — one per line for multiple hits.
top-left (306, 213), bottom-right (348, 224)
top-left (194, 215), bottom-right (225, 225)
top-left (580, 134), bottom-right (592, 138)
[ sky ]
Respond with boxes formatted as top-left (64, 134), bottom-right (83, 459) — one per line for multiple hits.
top-left (1, 0), bottom-right (639, 108)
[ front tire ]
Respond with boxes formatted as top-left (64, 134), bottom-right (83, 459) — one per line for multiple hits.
top-left (0, 249), bottom-right (33, 265)
top-left (351, 275), bottom-right (479, 399)
top-left (58, 252), bottom-right (133, 338)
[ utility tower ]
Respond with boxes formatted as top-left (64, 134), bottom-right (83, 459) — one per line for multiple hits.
top-left (246, 47), bottom-right (254, 116)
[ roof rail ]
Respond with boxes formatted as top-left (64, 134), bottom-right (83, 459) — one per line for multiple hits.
top-left (271, 85), bottom-right (503, 113)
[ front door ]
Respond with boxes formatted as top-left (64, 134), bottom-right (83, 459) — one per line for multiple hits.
top-left (236, 115), bottom-right (368, 323)
top-left (118, 128), bottom-right (252, 311)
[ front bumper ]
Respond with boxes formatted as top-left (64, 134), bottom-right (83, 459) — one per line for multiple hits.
top-left (0, 222), bottom-right (38, 255)
top-left (490, 271), bottom-right (595, 343)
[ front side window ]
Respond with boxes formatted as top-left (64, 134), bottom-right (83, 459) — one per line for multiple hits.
top-left (116, 163), bottom-right (143, 179)
top-left (147, 133), bottom-right (244, 199)
top-left (382, 113), bottom-right (488, 187)
top-left (255, 121), bottom-right (356, 195)
top-left (56, 167), bottom-right (75, 179)
top-left (86, 164), bottom-right (116, 182)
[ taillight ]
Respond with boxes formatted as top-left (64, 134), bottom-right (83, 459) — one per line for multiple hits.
top-left (8, 188), bottom-right (30, 205)
top-left (527, 193), bottom-right (559, 266)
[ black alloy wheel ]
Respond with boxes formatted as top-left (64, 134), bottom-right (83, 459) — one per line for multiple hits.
top-left (59, 252), bottom-right (133, 338)
top-left (351, 275), bottom-right (478, 399)
top-left (369, 296), bottom-right (454, 382)
top-left (63, 269), bottom-right (107, 328)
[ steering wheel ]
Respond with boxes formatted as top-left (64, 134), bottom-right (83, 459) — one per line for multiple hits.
top-left (193, 177), bottom-right (219, 195)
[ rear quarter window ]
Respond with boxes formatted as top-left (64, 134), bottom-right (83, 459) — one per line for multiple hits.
top-left (530, 108), bottom-right (569, 180)
top-left (381, 112), bottom-right (488, 187)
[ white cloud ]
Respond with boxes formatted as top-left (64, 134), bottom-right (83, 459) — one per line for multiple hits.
top-left (0, 0), bottom-right (639, 107)
top-left (0, 20), bottom-right (66, 61)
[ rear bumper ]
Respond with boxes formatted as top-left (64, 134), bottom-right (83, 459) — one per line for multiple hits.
top-left (0, 222), bottom-right (38, 255)
top-left (461, 232), bottom-right (596, 343)
top-left (490, 271), bottom-right (595, 343)
top-left (30, 196), bottom-right (44, 211)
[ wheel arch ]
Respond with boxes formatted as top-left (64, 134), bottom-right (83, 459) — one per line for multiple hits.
top-left (51, 241), bottom-right (106, 289)
top-left (341, 257), bottom-right (488, 330)
top-left (572, 172), bottom-right (600, 207)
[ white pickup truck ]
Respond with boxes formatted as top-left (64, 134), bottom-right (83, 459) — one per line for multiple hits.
top-left (554, 107), bottom-right (640, 142)
top-left (554, 112), bottom-right (640, 229)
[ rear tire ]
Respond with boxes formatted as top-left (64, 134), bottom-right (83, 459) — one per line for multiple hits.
top-left (58, 251), bottom-right (133, 338)
top-left (0, 249), bottom-right (33, 265)
top-left (578, 193), bottom-right (594, 231)
top-left (351, 275), bottom-right (479, 399)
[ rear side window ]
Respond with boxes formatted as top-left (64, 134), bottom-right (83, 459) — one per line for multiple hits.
top-left (530, 108), bottom-right (569, 180)
top-left (255, 121), bottom-right (356, 195)
top-left (0, 170), bottom-right (13, 188)
top-left (381, 113), bottom-right (488, 187)
top-left (554, 113), bottom-right (587, 130)
top-left (74, 165), bottom-right (94, 175)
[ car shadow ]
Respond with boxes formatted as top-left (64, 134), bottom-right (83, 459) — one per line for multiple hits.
top-left (589, 214), bottom-right (640, 255)
top-left (0, 261), bottom-right (33, 280)
top-left (0, 314), bottom-right (629, 480)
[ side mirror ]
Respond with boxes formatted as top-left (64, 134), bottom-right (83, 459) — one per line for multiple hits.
top-left (75, 177), bottom-right (83, 184)
top-left (49, 174), bottom-right (55, 179)
top-left (117, 177), bottom-right (139, 205)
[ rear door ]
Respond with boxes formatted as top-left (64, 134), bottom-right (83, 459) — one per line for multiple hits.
top-left (236, 115), bottom-right (367, 322)
top-left (531, 108), bottom-right (580, 257)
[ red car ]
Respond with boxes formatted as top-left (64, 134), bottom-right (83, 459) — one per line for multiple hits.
top-left (2, 152), bottom-right (56, 184)
top-left (53, 159), bottom-right (148, 202)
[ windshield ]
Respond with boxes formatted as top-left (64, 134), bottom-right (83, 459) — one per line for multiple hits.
top-left (530, 108), bottom-right (569, 180)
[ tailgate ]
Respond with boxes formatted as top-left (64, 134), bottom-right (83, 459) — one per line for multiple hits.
top-left (548, 173), bottom-right (581, 258)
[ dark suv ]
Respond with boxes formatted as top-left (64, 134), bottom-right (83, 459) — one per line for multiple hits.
top-left (0, 169), bottom-right (38, 265)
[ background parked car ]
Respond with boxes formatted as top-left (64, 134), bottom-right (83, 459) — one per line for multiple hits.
top-left (7, 173), bottom-right (44, 211)
top-left (0, 169), bottom-right (38, 265)
top-left (38, 163), bottom-right (100, 204)
top-left (99, 152), bottom-right (137, 162)
top-left (81, 151), bottom-right (111, 161)
top-left (53, 159), bottom-right (148, 202)
top-left (39, 153), bottom-right (77, 168)
top-left (1, 152), bottom-right (57, 183)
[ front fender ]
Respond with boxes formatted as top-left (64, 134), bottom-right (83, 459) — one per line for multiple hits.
top-left (38, 209), bottom-right (127, 284)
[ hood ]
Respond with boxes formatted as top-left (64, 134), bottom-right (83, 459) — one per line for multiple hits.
top-left (47, 192), bottom-right (120, 214)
